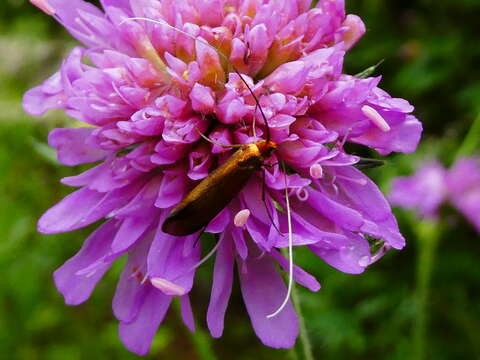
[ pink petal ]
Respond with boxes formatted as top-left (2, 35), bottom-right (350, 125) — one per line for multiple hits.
top-left (190, 83), bottom-right (216, 114)
top-left (113, 234), bottom-right (152, 323)
top-left (207, 237), bottom-right (235, 338)
top-left (270, 250), bottom-right (321, 292)
top-left (48, 127), bottom-right (108, 166)
top-left (119, 287), bottom-right (172, 356)
top-left (30, 0), bottom-right (56, 15)
top-left (180, 295), bottom-right (196, 332)
top-left (38, 183), bottom-right (140, 234)
top-left (341, 14), bottom-right (366, 50)
top-left (238, 255), bottom-right (299, 348)
top-left (53, 220), bottom-right (119, 305)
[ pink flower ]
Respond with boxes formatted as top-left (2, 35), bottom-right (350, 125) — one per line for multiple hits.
top-left (389, 162), bottom-right (448, 218)
top-left (25, 0), bottom-right (421, 355)
top-left (390, 158), bottom-right (480, 232)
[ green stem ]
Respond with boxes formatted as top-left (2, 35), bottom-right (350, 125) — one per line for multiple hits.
top-left (174, 299), bottom-right (218, 360)
top-left (281, 249), bottom-right (315, 360)
top-left (412, 220), bottom-right (441, 360)
top-left (455, 111), bottom-right (480, 160)
top-left (291, 283), bottom-right (315, 360)
top-left (288, 346), bottom-right (300, 360)
top-left (188, 327), bottom-right (218, 360)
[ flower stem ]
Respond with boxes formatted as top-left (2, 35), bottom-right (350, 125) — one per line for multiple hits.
top-left (413, 220), bottom-right (441, 360)
top-left (173, 299), bottom-right (218, 360)
top-left (455, 111), bottom-right (480, 160)
top-left (281, 249), bottom-right (315, 360)
top-left (188, 327), bottom-right (218, 360)
top-left (288, 347), bottom-right (300, 360)
top-left (291, 282), bottom-right (315, 360)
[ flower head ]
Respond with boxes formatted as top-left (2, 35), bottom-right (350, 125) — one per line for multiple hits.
top-left (25, 0), bottom-right (421, 354)
top-left (389, 157), bottom-right (480, 232)
top-left (389, 161), bottom-right (448, 218)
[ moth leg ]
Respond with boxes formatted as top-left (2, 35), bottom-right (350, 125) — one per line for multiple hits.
top-left (261, 169), bottom-right (284, 236)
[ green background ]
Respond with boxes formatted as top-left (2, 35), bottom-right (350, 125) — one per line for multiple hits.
top-left (1, 0), bottom-right (479, 359)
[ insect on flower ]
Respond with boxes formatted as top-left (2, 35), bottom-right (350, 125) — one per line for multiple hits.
top-left (162, 137), bottom-right (277, 236)
top-left (113, 17), bottom-right (282, 238)
top-left (122, 17), bottom-right (295, 318)
top-left (24, 0), bottom-right (423, 354)
top-left (137, 17), bottom-right (279, 236)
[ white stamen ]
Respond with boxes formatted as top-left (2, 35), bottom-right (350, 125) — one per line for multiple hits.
top-left (187, 236), bottom-right (224, 273)
top-left (151, 277), bottom-right (186, 296)
top-left (234, 209), bottom-right (251, 227)
top-left (330, 176), bottom-right (340, 196)
top-left (267, 169), bottom-right (294, 319)
top-left (30, 0), bottom-right (56, 15)
top-left (253, 251), bottom-right (266, 260)
top-left (310, 163), bottom-right (324, 179)
top-left (361, 105), bottom-right (391, 132)
top-left (252, 104), bottom-right (258, 141)
top-left (296, 187), bottom-right (309, 202)
top-left (338, 128), bottom-right (352, 148)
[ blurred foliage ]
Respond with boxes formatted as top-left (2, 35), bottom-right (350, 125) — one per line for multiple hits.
top-left (0, 0), bottom-right (479, 359)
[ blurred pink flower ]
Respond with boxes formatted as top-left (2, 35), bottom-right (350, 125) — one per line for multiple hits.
top-left (390, 158), bottom-right (480, 232)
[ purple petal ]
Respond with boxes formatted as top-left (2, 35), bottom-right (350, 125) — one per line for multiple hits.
top-left (216, 97), bottom-right (249, 124)
top-left (195, 36), bottom-right (225, 87)
top-left (38, 187), bottom-right (105, 234)
top-left (147, 223), bottom-right (201, 294)
top-left (389, 161), bottom-right (447, 218)
top-left (307, 188), bottom-right (364, 231)
top-left (48, 0), bottom-right (117, 48)
top-left (100, 0), bottom-right (131, 12)
top-left (207, 236), bottom-right (235, 338)
top-left (205, 207), bottom-right (231, 233)
top-left (48, 128), bottom-right (108, 166)
top-left (113, 233), bottom-right (153, 322)
top-left (270, 250), bottom-right (321, 292)
top-left (180, 295), bottom-right (196, 332)
top-left (231, 226), bottom-right (248, 259)
top-left (446, 158), bottom-right (480, 232)
top-left (155, 171), bottom-right (189, 208)
top-left (335, 166), bottom-right (405, 249)
top-left (265, 61), bottom-right (309, 95)
top-left (309, 232), bottom-right (371, 274)
top-left (119, 286), bottom-right (172, 356)
top-left (195, 0), bottom-right (224, 27)
top-left (22, 72), bottom-right (65, 115)
top-left (111, 214), bottom-right (156, 253)
top-left (189, 83), bottom-right (215, 114)
top-left (353, 114), bottom-right (423, 155)
top-left (238, 255), bottom-right (299, 348)
top-left (247, 24), bottom-right (270, 75)
top-left (38, 182), bottom-right (141, 234)
top-left (53, 220), bottom-right (119, 305)
top-left (341, 14), bottom-right (366, 50)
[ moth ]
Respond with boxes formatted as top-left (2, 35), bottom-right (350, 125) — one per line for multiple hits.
top-left (162, 139), bottom-right (276, 236)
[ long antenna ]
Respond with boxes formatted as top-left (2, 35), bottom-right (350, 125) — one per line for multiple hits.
top-left (187, 235), bottom-right (224, 273)
top-left (267, 161), bottom-right (294, 318)
top-left (261, 169), bottom-right (284, 235)
top-left (120, 17), bottom-right (272, 142)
